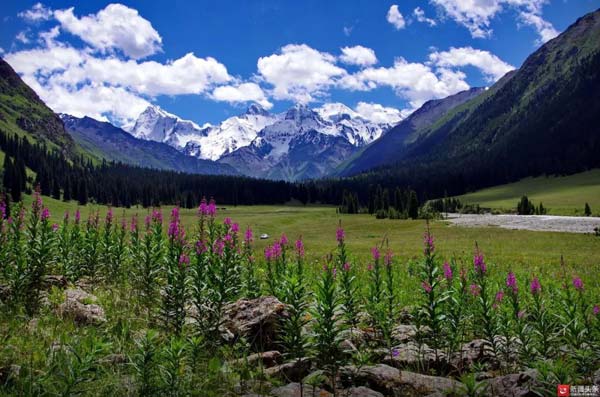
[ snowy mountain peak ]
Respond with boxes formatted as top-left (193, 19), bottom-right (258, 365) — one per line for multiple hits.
top-left (315, 103), bottom-right (360, 121)
top-left (245, 103), bottom-right (269, 116)
top-left (284, 104), bottom-right (320, 122)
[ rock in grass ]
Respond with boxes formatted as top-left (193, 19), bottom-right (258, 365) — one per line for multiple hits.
top-left (345, 386), bottom-right (385, 397)
top-left (270, 382), bottom-right (331, 397)
top-left (235, 350), bottom-right (282, 368)
top-left (221, 296), bottom-right (287, 349)
top-left (484, 370), bottom-right (540, 397)
top-left (43, 275), bottom-right (68, 289)
top-left (379, 342), bottom-right (447, 372)
top-left (341, 364), bottom-right (464, 396)
top-left (265, 357), bottom-right (312, 382)
top-left (57, 288), bottom-right (106, 326)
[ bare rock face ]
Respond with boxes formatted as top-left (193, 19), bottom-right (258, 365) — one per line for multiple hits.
top-left (345, 386), bottom-right (385, 397)
top-left (450, 339), bottom-right (498, 372)
top-left (341, 364), bottom-right (463, 397)
top-left (484, 370), bottom-right (540, 397)
top-left (57, 289), bottom-right (106, 326)
top-left (380, 342), bottom-right (447, 372)
top-left (43, 275), bottom-right (68, 289)
top-left (221, 296), bottom-right (288, 349)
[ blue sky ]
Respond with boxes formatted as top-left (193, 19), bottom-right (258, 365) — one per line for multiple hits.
top-left (1, 0), bottom-right (598, 126)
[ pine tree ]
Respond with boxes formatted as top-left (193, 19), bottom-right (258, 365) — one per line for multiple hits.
top-left (407, 190), bottom-right (419, 219)
top-left (584, 203), bottom-right (591, 217)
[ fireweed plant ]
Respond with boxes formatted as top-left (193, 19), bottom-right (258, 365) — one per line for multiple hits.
top-left (1, 195), bottom-right (600, 395)
top-left (336, 223), bottom-right (359, 333)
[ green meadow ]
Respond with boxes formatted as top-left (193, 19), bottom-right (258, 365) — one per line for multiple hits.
top-left (456, 170), bottom-right (600, 215)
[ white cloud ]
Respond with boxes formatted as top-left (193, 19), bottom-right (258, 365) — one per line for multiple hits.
top-left (15, 31), bottom-right (30, 44)
top-left (355, 102), bottom-right (402, 124)
top-left (387, 5), bottom-right (406, 30)
top-left (257, 44), bottom-right (347, 103)
top-left (340, 45), bottom-right (378, 67)
top-left (519, 11), bottom-right (559, 44)
top-left (428, 46), bottom-right (514, 81)
top-left (54, 3), bottom-right (162, 59)
top-left (0, 48), bottom-right (4, 55)
top-left (413, 7), bottom-right (437, 26)
top-left (343, 26), bottom-right (353, 36)
top-left (431, 0), bottom-right (556, 40)
top-left (339, 57), bottom-right (470, 109)
top-left (18, 3), bottom-right (53, 22)
top-left (211, 83), bottom-right (273, 109)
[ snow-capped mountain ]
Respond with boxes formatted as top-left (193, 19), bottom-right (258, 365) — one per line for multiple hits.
top-left (125, 102), bottom-right (401, 180)
top-left (182, 104), bottom-right (277, 160)
top-left (128, 105), bottom-right (210, 148)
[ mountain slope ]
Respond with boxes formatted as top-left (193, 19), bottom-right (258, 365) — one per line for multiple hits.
top-left (0, 58), bottom-right (76, 156)
top-left (338, 87), bottom-right (485, 176)
top-left (346, 9), bottom-right (600, 197)
top-left (61, 115), bottom-right (236, 175)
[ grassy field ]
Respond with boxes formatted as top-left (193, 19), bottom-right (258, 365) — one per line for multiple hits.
top-left (455, 169), bottom-right (600, 215)
top-left (21, 194), bottom-right (600, 277)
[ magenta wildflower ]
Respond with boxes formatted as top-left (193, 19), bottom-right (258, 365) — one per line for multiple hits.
top-left (443, 261), bottom-right (453, 281)
top-left (371, 246), bottom-right (380, 261)
top-left (151, 209), bottom-right (163, 224)
top-left (52, 223), bottom-right (59, 232)
top-left (342, 262), bottom-right (351, 272)
top-left (593, 305), bottom-right (600, 316)
top-left (470, 284), bottom-right (481, 296)
top-left (213, 239), bottom-right (225, 256)
top-left (231, 223), bottom-right (239, 233)
top-left (279, 233), bottom-right (288, 245)
top-left (178, 254), bottom-right (190, 268)
top-left (198, 199), bottom-right (208, 216)
top-left (75, 209), bottom-right (81, 224)
top-left (495, 290), bottom-right (505, 302)
top-left (195, 240), bottom-right (206, 255)
top-left (168, 208), bottom-right (184, 241)
top-left (530, 277), bottom-right (541, 295)
top-left (474, 252), bottom-right (487, 275)
top-left (272, 241), bottom-right (282, 259)
top-left (423, 232), bottom-right (435, 254)
top-left (0, 198), bottom-right (6, 220)
top-left (244, 226), bottom-right (253, 244)
top-left (63, 211), bottom-right (69, 222)
top-left (506, 271), bottom-right (518, 294)
top-left (572, 277), bottom-right (584, 292)
top-left (336, 227), bottom-right (345, 244)
top-left (41, 208), bottom-right (50, 221)
top-left (384, 249), bottom-right (393, 267)
top-left (264, 246), bottom-right (273, 261)
top-left (392, 348), bottom-right (399, 357)
top-left (224, 217), bottom-right (232, 227)
top-left (332, 267), bottom-right (337, 277)
top-left (144, 215), bottom-right (151, 230)
top-left (106, 207), bottom-right (113, 224)
top-left (367, 263), bottom-right (374, 271)
top-left (422, 281), bottom-right (432, 293)
top-left (130, 215), bottom-right (138, 232)
top-left (32, 187), bottom-right (43, 214)
top-left (207, 200), bottom-right (217, 217)
top-left (295, 238), bottom-right (305, 258)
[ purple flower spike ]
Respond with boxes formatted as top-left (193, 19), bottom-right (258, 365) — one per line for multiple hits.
top-left (443, 262), bottom-right (453, 281)
top-left (530, 277), bottom-right (541, 295)
top-left (572, 277), bottom-right (584, 292)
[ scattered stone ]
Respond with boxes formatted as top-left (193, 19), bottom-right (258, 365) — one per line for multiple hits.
top-left (57, 288), bottom-right (106, 326)
top-left (484, 369), bottom-right (540, 397)
top-left (380, 342), bottom-right (446, 371)
top-left (341, 364), bottom-right (463, 397)
top-left (43, 275), bottom-right (68, 289)
top-left (391, 325), bottom-right (417, 344)
top-left (236, 351), bottom-right (282, 368)
top-left (344, 386), bottom-right (384, 397)
top-left (270, 382), bottom-right (331, 397)
top-left (594, 368), bottom-right (600, 387)
top-left (450, 339), bottom-right (497, 372)
top-left (100, 353), bottom-right (128, 365)
top-left (0, 284), bottom-right (11, 302)
top-left (0, 364), bottom-right (21, 384)
top-left (221, 296), bottom-right (287, 349)
top-left (265, 358), bottom-right (312, 382)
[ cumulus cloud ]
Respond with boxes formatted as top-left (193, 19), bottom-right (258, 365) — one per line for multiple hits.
top-left (431, 0), bottom-right (558, 41)
top-left (54, 3), bottom-right (162, 59)
top-left (339, 57), bottom-right (469, 109)
top-left (387, 5), bottom-right (406, 30)
top-left (519, 11), bottom-right (559, 44)
top-left (211, 83), bottom-right (273, 109)
top-left (18, 2), bottom-right (53, 22)
top-left (257, 44), bottom-right (346, 103)
top-left (413, 7), bottom-right (437, 26)
top-left (428, 46), bottom-right (514, 81)
top-left (15, 31), bottom-right (31, 44)
top-left (339, 45), bottom-right (378, 67)
top-left (355, 102), bottom-right (402, 124)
